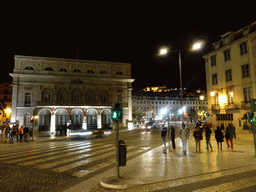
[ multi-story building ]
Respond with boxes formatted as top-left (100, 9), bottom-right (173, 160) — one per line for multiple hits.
top-left (0, 83), bottom-right (12, 125)
top-left (10, 55), bottom-right (133, 132)
top-left (133, 88), bottom-right (208, 121)
top-left (203, 21), bottom-right (256, 131)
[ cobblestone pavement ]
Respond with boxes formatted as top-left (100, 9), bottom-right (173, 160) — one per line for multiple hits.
top-left (82, 133), bottom-right (256, 192)
top-left (0, 131), bottom-right (255, 192)
top-left (0, 130), bottom-right (161, 192)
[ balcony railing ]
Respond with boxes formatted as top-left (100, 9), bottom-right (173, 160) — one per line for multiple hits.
top-left (36, 101), bottom-right (113, 107)
top-left (211, 104), bottom-right (220, 111)
top-left (35, 101), bottom-right (128, 108)
top-left (225, 102), bottom-right (239, 110)
top-left (241, 101), bottom-right (250, 109)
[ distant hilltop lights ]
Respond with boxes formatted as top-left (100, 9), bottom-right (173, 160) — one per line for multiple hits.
top-left (143, 86), bottom-right (186, 93)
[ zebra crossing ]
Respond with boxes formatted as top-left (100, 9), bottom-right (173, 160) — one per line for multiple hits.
top-left (0, 140), bottom-right (150, 179)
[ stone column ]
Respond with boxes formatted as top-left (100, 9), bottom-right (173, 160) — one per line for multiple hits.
top-left (50, 114), bottom-right (56, 134)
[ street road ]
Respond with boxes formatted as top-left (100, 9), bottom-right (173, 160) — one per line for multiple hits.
top-left (0, 128), bottom-right (163, 191)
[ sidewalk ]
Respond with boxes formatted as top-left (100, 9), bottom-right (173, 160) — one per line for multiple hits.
top-left (66, 133), bottom-right (256, 191)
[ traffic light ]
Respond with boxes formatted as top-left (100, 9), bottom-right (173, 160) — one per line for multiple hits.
top-left (111, 103), bottom-right (123, 122)
top-left (251, 99), bottom-right (256, 112)
top-left (249, 112), bottom-right (255, 124)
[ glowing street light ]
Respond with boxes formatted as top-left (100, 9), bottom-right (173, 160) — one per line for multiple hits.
top-left (159, 48), bottom-right (168, 55)
top-left (192, 42), bottom-right (203, 50)
top-left (158, 41), bottom-right (203, 122)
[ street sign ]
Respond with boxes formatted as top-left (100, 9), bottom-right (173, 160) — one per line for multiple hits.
top-left (206, 112), bottom-right (210, 117)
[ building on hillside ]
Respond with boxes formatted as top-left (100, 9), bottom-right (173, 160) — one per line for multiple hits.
top-left (132, 88), bottom-right (208, 122)
top-left (10, 55), bottom-right (134, 132)
top-left (203, 21), bottom-right (256, 131)
top-left (0, 83), bottom-right (12, 125)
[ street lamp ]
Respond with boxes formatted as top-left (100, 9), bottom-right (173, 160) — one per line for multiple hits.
top-left (159, 42), bottom-right (203, 122)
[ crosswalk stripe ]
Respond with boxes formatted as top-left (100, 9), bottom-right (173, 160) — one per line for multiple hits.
top-left (193, 176), bottom-right (256, 192)
top-left (3, 143), bottom-right (91, 163)
top-left (0, 142), bottom-right (90, 161)
top-left (0, 142), bottom-right (84, 155)
top-left (20, 144), bottom-right (113, 166)
top-left (52, 146), bottom-right (137, 173)
top-left (36, 145), bottom-right (116, 169)
top-left (72, 147), bottom-right (149, 177)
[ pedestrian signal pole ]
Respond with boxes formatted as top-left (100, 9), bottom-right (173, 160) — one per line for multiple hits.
top-left (250, 99), bottom-right (256, 156)
top-left (111, 102), bottom-right (123, 179)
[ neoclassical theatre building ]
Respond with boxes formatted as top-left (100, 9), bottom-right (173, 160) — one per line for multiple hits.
top-left (10, 55), bottom-right (134, 132)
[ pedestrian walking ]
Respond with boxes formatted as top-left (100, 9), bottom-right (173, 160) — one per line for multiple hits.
top-left (193, 126), bottom-right (203, 152)
top-left (179, 124), bottom-right (190, 155)
top-left (215, 126), bottom-right (224, 150)
top-left (161, 125), bottom-right (167, 153)
top-left (225, 123), bottom-right (236, 150)
top-left (170, 125), bottom-right (176, 151)
top-left (205, 124), bottom-right (213, 150)
top-left (24, 125), bottom-right (29, 142)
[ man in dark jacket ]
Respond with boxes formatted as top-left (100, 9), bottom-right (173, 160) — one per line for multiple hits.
top-left (169, 125), bottom-right (176, 151)
top-left (205, 124), bottom-right (212, 150)
top-left (225, 124), bottom-right (236, 150)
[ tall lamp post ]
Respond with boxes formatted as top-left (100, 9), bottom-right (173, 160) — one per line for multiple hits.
top-left (159, 42), bottom-right (203, 123)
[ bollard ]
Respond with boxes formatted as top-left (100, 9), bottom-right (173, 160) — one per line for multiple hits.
top-left (119, 140), bottom-right (126, 166)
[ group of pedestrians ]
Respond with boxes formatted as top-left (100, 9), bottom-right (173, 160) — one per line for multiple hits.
top-left (0, 125), bottom-right (33, 144)
top-left (161, 122), bottom-right (236, 155)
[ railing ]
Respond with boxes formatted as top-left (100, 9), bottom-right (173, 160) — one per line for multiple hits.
top-left (35, 101), bottom-right (128, 108)
top-left (211, 104), bottom-right (220, 111)
top-left (225, 102), bottom-right (239, 110)
top-left (241, 101), bottom-right (250, 109)
top-left (36, 101), bottom-right (113, 107)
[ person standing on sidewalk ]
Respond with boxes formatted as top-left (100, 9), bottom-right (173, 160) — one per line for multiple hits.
top-left (24, 125), bottom-right (29, 142)
top-left (225, 123), bottom-right (236, 150)
top-left (205, 124), bottom-right (213, 150)
top-left (193, 126), bottom-right (203, 152)
top-left (19, 126), bottom-right (24, 142)
top-left (215, 126), bottom-right (224, 150)
top-left (9, 126), bottom-right (16, 144)
top-left (161, 125), bottom-right (167, 153)
top-left (179, 124), bottom-right (190, 155)
top-left (170, 125), bottom-right (176, 151)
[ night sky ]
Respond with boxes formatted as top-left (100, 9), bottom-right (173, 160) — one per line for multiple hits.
top-left (2, 3), bottom-right (255, 93)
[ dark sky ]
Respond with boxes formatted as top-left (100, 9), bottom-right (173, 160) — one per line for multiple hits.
top-left (2, 3), bottom-right (255, 93)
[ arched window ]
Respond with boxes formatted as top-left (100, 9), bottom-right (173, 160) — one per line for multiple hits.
top-left (116, 71), bottom-right (123, 75)
top-left (100, 70), bottom-right (107, 74)
top-left (43, 90), bottom-right (52, 102)
top-left (25, 66), bottom-right (34, 70)
top-left (59, 68), bottom-right (68, 72)
top-left (25, 93), bottom-right (31, 107)
top-left (99, 90), bottom-right (109, 103)
top-left (45, 67), bottom-right (54, 71)
top-left (86, 90), bottom-right (96, 103)
top-left (87, 70), bottom-right (94, 73)
top-left (73, 69), bottom-right (82, 73)
top-left (72, 90), bottom-right (81, 102)
top-left (58, 90), bottom-right (67, 102)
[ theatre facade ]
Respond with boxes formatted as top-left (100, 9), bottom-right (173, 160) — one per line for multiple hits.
top-left (10, 55), bottom-right (134, 132)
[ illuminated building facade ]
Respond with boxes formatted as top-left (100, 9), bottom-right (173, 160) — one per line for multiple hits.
top-left (0, 83), bottom-right (12, 125)
top-left (132, 91), bottom-right (208, 120)
top-left (203, 21), bottom-right (256, 131)
top-left (10, 55), bottom-right (133, 132)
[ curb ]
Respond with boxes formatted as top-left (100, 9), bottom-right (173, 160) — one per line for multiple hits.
top-left (100, 176), bottom-right (144, 189)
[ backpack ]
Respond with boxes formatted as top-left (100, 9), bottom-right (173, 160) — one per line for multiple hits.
top-left (161, 128), bottom-right (167, 137)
